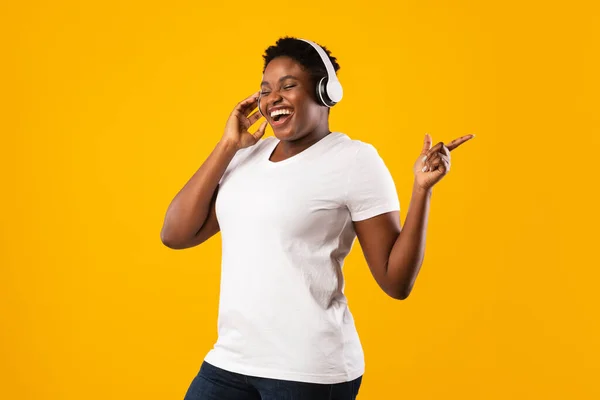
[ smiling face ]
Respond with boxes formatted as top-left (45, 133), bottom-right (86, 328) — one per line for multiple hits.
top-left (259, 56), bottom-right (328, 142)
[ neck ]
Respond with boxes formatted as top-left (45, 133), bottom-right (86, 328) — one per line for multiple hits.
top-left (280, 125), bottom-right (331, 156)
top-left (269, 121), bottom-right (331, 163)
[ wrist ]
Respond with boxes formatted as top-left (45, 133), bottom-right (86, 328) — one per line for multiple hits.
top-left (217, 138), bottom-right (239, 155)
top-left (413, 181), bottom-right (433, 196)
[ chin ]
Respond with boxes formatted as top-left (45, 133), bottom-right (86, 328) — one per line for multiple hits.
top-left (271, 125), bottom-right (300, 141)
top-left (270, 113), bottom-right (305, 141)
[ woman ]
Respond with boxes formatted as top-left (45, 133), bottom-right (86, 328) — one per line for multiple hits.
top-left (161, 37), bottom-right (474, 400)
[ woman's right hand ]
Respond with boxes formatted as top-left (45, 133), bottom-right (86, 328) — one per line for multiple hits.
top-left (221, 91), bottom-right (268, 151)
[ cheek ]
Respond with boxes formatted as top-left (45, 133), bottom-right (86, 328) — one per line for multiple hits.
top-left (303, 101), bottom-right (324, 121)
top-left (293, 93), bottom-right (318, 116)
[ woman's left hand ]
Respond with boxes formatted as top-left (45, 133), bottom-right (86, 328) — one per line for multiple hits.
top-left (414, 133), bottom-right (475, 191)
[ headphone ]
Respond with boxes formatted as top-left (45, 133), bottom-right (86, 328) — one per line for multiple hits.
top-left (258, 38), bottom-right (343, 117)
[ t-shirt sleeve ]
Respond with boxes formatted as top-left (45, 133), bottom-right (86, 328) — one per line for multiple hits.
top-left (346, 143), bottom-right (400, 221)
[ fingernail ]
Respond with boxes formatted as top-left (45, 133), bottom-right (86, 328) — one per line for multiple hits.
top-left (422, 166), bottom-right (427, 172)
top-left (422, 156), bottom-right (427, 162)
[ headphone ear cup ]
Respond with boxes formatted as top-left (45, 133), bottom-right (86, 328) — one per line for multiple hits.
top-left (316, 76), bottom-right (339, 107)
top-left (316, 77), bottom-right (330, 107)
top-left (326, 79), bottom-right (343, 104)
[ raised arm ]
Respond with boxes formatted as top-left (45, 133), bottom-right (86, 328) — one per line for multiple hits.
top-left (354, 133), bottom-right (475, 299)
top-left (160, 91), bottom-right (267, 249)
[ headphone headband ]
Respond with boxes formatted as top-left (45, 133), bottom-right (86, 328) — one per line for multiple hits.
top-left (298, 39), bottom-right (338, 85)
top-left (298, 38), bottom-right (343, 106)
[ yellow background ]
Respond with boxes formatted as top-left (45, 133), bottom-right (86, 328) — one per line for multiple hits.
top-left (2, 1), bottom-right (599, 399)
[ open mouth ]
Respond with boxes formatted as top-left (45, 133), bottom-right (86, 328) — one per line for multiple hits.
top-left (270, 109), bottom-right (294, 127)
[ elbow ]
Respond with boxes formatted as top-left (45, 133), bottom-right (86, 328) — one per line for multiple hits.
top-left (160, 232), bottom-right (177, 249)
top-left (386, 285), bottom-right (412, 301)
top-left (160, 228), bottom-right (187, 250)
top-left (388, 291), bottom-right (409, 301)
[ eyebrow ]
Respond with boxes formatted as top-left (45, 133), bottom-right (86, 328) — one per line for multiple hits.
top-left (260, 75), bottom-right (299, 86)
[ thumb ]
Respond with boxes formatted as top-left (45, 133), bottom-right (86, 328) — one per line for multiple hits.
top-left (253, 120), bottom-right (268, 141)
top-left (421, 133), bottom-right (432, 156)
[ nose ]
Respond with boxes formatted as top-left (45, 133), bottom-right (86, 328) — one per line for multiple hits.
top-left (259, 91), bottom-right (283, 116)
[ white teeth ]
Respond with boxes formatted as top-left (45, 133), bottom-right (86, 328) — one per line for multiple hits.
top-left (270, 109), bottom-right (293, 118)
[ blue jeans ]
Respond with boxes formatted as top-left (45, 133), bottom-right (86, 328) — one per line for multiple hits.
top-left (183, 361), bottom-right (363, 400)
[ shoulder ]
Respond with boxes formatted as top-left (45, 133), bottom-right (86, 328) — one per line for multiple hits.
top-left (328, 132), bottom-right (385, 165)
top-left (332, 133), bottom-right (396, 184)
top-left (338, 133), bottom-right (400, 219)
top-left (220, 136), bottom-right (276, 184)
top-left (231, 136), bottom-right (276, 164)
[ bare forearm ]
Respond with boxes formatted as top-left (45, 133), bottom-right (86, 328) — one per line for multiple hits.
top-left (160, 139), bottom-right (237, 247)
top-left (386, 181), bottom-right (432, 298)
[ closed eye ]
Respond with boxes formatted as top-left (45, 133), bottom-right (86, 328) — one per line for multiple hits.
top-left (260, 84), bottom-right (295, 95)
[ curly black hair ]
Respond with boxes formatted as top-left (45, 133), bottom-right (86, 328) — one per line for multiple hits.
top-left (262, 36), bottom-right (341, 87)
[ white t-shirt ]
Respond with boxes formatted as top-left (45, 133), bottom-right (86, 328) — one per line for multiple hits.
top-left (203, 131), bottom-right (400, 384)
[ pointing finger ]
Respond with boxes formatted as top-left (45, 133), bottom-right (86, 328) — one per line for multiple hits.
top-left (447, 134), bottom-right (475, 151)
